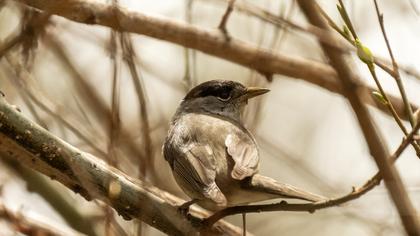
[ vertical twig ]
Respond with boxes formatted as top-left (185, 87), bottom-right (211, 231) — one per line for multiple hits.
top-left (120, 34), bottom-right (154, 179)
top-left (373, 0), bottom-right (416, 129)
top-left (218, 0), bottom-right (236, 36)
top-left (104, 26), bottom-right (121, 236)
top-left (108, 30), bottom-right (120, 167)
top-left (183, 0), bottom-right (194, 90)
top-left (242, 213), bottom-right (246, 236)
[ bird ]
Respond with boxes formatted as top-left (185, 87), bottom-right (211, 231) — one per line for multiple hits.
top-left (163, 80), bottom-right (325, 212)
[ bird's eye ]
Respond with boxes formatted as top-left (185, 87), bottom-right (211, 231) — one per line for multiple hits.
top-left (217, 90), bottom-right (231, 101)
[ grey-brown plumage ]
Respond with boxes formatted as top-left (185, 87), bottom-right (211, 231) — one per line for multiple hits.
top-left (163, 80), bottom-right (324, 211)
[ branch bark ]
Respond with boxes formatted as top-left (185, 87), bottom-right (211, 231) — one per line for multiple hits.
top-left (0, 94), bottom-right (245, 236)
top-left (296, 1), bottom-right (420, 235)
top-left (11, 0), bottom-right (417, 121)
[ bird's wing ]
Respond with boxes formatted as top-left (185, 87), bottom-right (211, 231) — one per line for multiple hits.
top-left (173, 143), bottom-right (227, 205)
top-left (225, 131), bottom-right (260, 180)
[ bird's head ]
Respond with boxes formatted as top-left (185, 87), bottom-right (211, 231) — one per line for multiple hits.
top-left (178, 80), bottom-right (269, 121)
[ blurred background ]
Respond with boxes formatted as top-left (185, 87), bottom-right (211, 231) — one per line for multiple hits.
top-left (0, 0), bottom-right (420, 235)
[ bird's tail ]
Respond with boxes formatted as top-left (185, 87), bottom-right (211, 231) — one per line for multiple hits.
top-left (241, 174), bottom-right (326, 202)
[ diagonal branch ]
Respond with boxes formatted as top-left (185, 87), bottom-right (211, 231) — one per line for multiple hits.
top-left (0, 94), bottom-right (246, 236)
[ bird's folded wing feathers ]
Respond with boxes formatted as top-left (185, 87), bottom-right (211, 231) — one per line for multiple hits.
top-left (225, 133), bottom-right (259, 180)
top-left (174, 143), bottom-right (226, 205)
top-left (242, 174), bottom-right (327, 202)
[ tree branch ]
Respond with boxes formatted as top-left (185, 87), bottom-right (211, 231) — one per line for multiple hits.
top-left (0, 94), bottom-right (246, 236)
top-left (11, 0), bottom-right (417, 121)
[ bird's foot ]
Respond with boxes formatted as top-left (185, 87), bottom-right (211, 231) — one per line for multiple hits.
top-left (178, 199), bottom-right (197, 217)
top-left (185, 214), bottom-right (205, 228)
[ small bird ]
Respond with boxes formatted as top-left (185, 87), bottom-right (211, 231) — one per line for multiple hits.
top-left (163, 80), bottom-right (324, 211)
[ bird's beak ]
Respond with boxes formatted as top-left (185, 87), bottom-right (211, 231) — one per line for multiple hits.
top-left (243, 87), bottom-right (270, 99)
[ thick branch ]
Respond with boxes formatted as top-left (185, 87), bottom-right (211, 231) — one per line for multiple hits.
top-left (296, 1), bottom-right (420, 235)
top-left (11, 0), bottom-right (417, 121)
top-left (0, 94), bottom-right (245, 236)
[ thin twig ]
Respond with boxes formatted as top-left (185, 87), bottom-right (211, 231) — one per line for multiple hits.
top-left (373, 0), bottom-right (416, 129)
top-left (120, 34), bottom-right (154, 178)
top-left (183, 0), bottom-right (194, 90)
top-left (368, 65), bottom-right (420, 155)
top-left (218, 0), bottom-right (236, 35)
top-left (242, 213), bottom-right (246, 236)
top-left (104, 25), bottom-right (121, 236)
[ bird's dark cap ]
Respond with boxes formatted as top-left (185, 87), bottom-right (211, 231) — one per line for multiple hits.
top-left (183, 80), bottom-right (246, 100)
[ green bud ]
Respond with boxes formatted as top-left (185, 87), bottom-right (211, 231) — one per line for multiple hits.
top-left (336, 4), bottom-right (342, 14)
top-left (372, 91), bottom-right (387, 105)
top-left (355, 39), bottom-right (374, 66)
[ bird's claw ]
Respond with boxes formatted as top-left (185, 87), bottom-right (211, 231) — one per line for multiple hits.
top-left (178, 204), bottom-right (190, 217)
top-left (178, 199), bottom-right (197, 217)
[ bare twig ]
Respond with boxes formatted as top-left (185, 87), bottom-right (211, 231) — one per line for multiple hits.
top-left (183, 0), bottom-right (195, 90)
top-left (373, 0), bottom-right (416, 130)
top-left (367, 66), bottom-right (420, 155)
top-left (104, 27), bottom-right (120, 236)
top-left (107, 30), bottom-right (120, 167)
top-left (120, 34), bottom-right (154, 178)
top-left (218, 0), bottom-right (236, 36)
